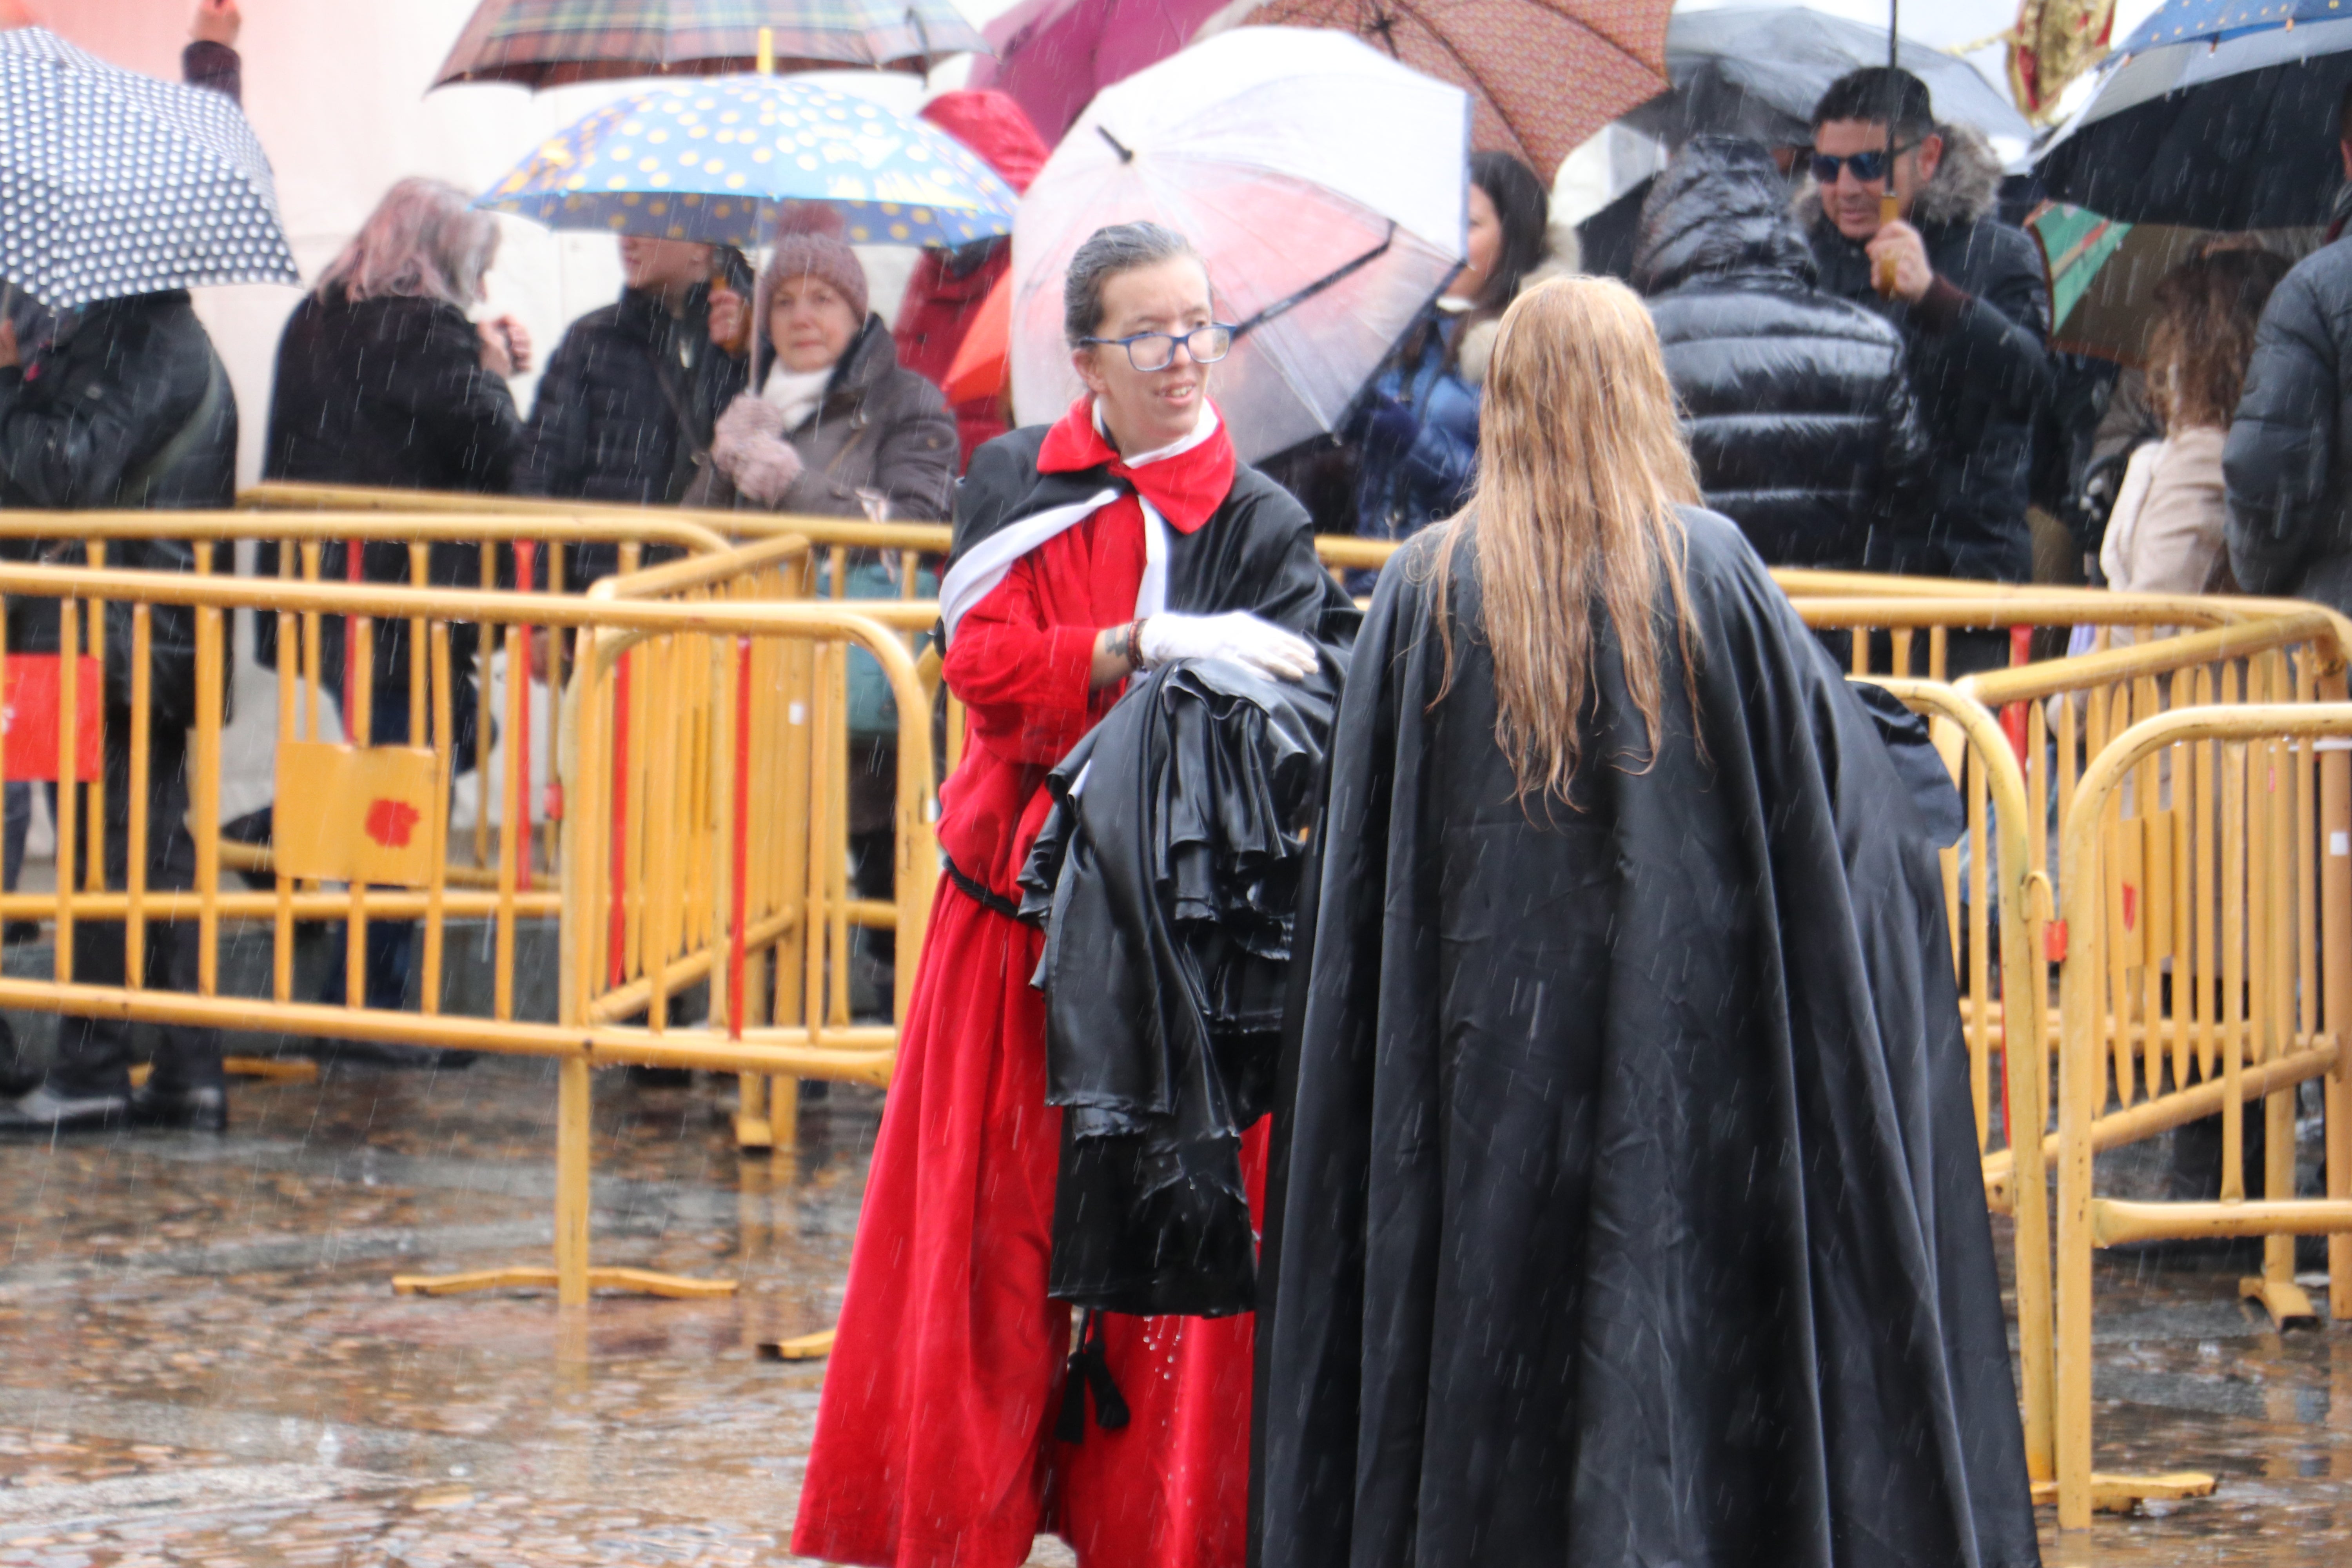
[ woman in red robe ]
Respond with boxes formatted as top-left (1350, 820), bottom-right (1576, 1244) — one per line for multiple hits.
top-left (792, 224), bottom-right (1347, 1568)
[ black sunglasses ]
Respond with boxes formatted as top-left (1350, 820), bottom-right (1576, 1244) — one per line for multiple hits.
top-left (1809, 142), bottom-right (1919, 186)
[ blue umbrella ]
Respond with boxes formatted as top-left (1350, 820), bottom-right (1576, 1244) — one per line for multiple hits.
top-left (0, 28), bottom-right (299, 310)
top-left (2113, 0), bottom-right (2340, 53)
top-left (2036, 17), bottom-right (2352, 229)
top-left (478, 76), bottom-right (1020, 248)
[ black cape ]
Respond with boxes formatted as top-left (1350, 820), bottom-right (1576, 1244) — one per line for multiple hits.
top-left (1020, 655), bottom-right (1344, 1318)
top-left (1254, 510), bottom-right (2039, 1568)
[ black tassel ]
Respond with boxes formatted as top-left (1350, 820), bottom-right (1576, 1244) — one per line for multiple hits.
top-left (1055, 1310), bottom-right (1131, 1441)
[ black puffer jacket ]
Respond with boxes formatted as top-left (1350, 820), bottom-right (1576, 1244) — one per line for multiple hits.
top-left (1806, 124), bottom-right (2051, 582)
top-left (2225, 239), bottom-right (2352, 614)
top-left (1635, 137), bottom-right (1929, 571)
top-left (515, 279), bottom-right (749, 589)
top-left (0, 291), bottom-right (234, 738)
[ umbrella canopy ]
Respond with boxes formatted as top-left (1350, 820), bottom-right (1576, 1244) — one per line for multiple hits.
top-left (432, 0), bottom-right (989, 89)
top-left (2031, 204), bottom-right (2320, 364)
top-left (1010, 27), bottom-right (1468, 462)
top-left (1239, 0), bottom-right (1670, 180)
top-left (0, 28), bottom-right (299, 311)
top-left (944, 267), bottom-right (1012, 404)
top-left (2034, 16), bottom-right (2352, 229)
top-left (967, 0), bottom-right (1232, 147)
top-left (1621, 7), bottom-right (2031, 153)
top-left (478, 75), bottom-right (1020, 249)
top-left (2113, 0), bottom-right (2336, 53)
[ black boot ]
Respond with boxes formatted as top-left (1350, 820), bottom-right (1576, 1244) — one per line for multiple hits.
top-left (128, 1081), bottom-right (227, 1132)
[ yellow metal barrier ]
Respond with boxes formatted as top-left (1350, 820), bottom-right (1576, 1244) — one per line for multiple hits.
top-left (2047, 701), bottom-right (2352, 1527)
top-left (0, 555), bottom-right (938, 1316)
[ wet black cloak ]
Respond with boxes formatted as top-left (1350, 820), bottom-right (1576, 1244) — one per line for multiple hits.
top-left (1253, 509), bottom-right (2040, 1568)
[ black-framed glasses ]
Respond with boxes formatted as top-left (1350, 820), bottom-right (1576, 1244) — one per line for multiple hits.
top-left (1081, 323), bottom-right (1236, 372)
top-left (1808, 142), bottom-right (1918, 186)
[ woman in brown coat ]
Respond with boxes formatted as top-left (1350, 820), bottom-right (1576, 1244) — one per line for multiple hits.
top-left (692, 210), bottom-right (958, 1012)
top-left (690, 211), bottom-right (957, 523)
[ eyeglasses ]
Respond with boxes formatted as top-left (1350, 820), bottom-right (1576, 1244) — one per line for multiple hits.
top-left (1808, 142), bottom-right (1918, 187)
top-left (1081, 323), bottom-right (1236, 372)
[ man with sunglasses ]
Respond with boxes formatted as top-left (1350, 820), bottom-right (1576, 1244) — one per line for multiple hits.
top-left (1805, 67), bottom-right (2050, 603)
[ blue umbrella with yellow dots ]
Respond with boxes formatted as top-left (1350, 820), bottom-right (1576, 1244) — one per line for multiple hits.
top-left (476, 75), bottom-right (1020, 249)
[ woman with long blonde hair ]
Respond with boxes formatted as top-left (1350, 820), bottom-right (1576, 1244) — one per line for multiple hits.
top-left (1256, 277), bottom-right (2040, 1568)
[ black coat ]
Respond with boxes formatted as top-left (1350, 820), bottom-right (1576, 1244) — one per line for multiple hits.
top-left (1254, 510), bottom-right (2039, 1568)
top-left (0, 290), bottom-right (236, 741)
top-left (257, 288), bottom-right (524, 750)
top-left (1636, 138), bottom-right (1930, 570)
top-left (2225, 238), bottom-right (2352, 613)
top-left (265, 289), bottom-right (521, 494)
top-left (1806, 127), bottom-right (2051, 582)
top-left (517, 282), bottom-right (749, 590)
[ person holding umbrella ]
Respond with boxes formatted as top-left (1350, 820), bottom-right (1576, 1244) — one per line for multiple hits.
top-left (687, 206), bottom-right (957, 1013)
top-left (1805, 67), bottom-right (2050, 600)
top-left (791, 220), bottom-right (1351, 1568)
top-left (514, 234), bottom-right (752, 587)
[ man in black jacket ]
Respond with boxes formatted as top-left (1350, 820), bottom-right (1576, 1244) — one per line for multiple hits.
top-left (516, 236), bottom-right (750, 589)
top-left (1635, 136), bottom-right (1930, 572)
top-left (2223, 85), bottom-right (2352, 612)
top-left (1805, 67), bottom-right (2050, 586)
top-left (0, 0), bottom-right (246, 1134)
top-left (0, 289), bottom-right (236, 1134)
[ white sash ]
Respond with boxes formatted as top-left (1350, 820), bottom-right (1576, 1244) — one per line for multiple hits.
top-left (937, 405), bottom-right (1216, 644)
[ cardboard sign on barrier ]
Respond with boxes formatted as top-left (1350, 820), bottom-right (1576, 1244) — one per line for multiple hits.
top-left (274, 739), bottom-right (442, 887)
top-left (2, 655), bottom-right (103, 782)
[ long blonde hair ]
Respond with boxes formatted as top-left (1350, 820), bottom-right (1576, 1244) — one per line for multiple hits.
top-left (1432, 276), bottom-right (1702, 804)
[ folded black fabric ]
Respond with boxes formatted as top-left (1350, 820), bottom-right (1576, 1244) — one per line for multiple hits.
top-left (1020, 654), bottom-right (1343, 1317)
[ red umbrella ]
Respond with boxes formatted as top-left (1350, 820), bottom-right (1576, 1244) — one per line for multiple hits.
top-left (942, 269), bottom-right (1013, 406)
top-left (1238, 0), bottom-right (1671, 178)
top-left (967, 0), bottom-right (1234, 145)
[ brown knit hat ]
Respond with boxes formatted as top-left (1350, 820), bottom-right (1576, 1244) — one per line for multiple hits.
top-left (761, 202), bottom-right (869, 323)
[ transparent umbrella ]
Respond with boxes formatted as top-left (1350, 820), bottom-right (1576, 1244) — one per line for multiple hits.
top-left (1009, 26), bottom-right (1469, 464)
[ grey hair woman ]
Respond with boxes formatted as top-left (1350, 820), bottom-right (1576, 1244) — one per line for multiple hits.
top-left (314, 178), bottom-right (502, 313)
top-left (253, 176), bottom-right (535, 1039)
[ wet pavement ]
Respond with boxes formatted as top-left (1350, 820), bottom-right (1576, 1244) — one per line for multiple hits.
top-left (0, 1056), bottom-right (2344, 1565)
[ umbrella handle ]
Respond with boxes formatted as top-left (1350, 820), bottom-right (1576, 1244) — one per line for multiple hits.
top-left (1874, 192), bottom-right (1901, 298)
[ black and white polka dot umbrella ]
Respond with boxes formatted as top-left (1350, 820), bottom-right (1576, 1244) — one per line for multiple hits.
top-left (0, 28), bottom-right (299, 310)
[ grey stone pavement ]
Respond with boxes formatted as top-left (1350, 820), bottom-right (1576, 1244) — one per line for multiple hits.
top-left (0, 1047), bottom-right (2344, 1564)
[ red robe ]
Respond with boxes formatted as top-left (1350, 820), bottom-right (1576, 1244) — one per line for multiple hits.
top-left (793, 403), bottom-right (1265, 1568)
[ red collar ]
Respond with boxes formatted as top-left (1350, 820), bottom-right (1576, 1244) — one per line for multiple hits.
top-left (1034, 397), bottom-right (1234, 534)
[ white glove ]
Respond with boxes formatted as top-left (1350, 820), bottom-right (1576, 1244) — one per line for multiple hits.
top-left (1137, 611), bottom-right (1318, 683)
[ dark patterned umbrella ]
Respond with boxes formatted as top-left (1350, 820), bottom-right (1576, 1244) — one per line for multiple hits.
top-left (0, 28), bottom-right (299, 311)
top-left (433, 0), bottom-right (989, 89)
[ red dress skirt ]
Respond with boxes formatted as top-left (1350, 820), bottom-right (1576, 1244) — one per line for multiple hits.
top-left (789, 881), bottom-right (1265, 1568)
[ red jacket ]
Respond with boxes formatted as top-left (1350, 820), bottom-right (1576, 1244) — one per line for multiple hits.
top-left (897, 92), bottom-right (1050, 468)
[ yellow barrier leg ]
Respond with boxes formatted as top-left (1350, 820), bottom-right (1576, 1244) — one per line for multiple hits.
top-left (2327, 733), bottom-right (2352, 1325)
